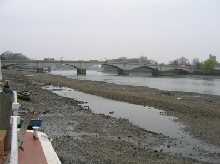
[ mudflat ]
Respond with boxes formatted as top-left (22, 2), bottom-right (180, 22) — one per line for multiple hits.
top-left (3, 69), bottom-right (220, 163)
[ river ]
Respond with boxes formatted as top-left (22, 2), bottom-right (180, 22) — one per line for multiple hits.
top-left (47, 70), bottom-right (220, 163)
top-left (50, 70), bottom-right (220, 96)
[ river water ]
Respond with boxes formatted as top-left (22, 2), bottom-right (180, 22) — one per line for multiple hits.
top-left (50, 70), bottom-right (220, 96)
top-left (47, 70), bottom-right (220, 163)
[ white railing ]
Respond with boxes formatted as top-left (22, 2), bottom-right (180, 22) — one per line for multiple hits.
top-left (10, 91), bottom-right (20, 164)
top-left (12, 91), bottom-right (19, 116)
top-left (10, 116), bottom-right (20, 164)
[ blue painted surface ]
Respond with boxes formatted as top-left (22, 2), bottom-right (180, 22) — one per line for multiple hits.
top-left (18, 119), bottom-right (42, 127)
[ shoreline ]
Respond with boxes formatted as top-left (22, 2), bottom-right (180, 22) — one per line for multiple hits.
top-left (3, 69), bottom-right (220, 163)
top-left (35, 71), bottom-right (220, 145)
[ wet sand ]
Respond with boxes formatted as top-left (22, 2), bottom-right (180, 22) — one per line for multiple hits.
top-left (3, 69), bottom-right (220, 163)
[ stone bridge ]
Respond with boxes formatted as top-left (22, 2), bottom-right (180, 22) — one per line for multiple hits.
top-left (104, 62), bottom-right (196, 75)
top-left (1, 60), bottom-right (196, 76)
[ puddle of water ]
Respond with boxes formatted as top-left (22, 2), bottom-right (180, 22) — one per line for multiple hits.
top-left (46, 86), bottom-right (183, 138)
top-left (43, 86), bottom-right (220, 163)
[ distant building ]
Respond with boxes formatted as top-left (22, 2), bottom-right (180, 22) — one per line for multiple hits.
top-left (209, 54), bottom-right (216, 63)
top-left (209, 54), bottom-right (220, 70)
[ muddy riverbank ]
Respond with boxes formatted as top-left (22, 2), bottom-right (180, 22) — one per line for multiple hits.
top-left (3, 69), bottom-right (220, 163)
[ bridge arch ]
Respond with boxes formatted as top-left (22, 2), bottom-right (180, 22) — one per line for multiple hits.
top-left (102, 64), bottom-right (160, 76)
top-left (131, 66), bottom-right (160, 76)
top-left (101, 64), bottom-right (129, 75)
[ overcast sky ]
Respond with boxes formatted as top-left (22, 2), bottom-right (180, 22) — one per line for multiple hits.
top-left (0, 0), bottom-right (219, 63)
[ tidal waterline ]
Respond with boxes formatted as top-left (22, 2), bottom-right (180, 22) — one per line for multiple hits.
top-left (43, 85), bottom-right (220, 163)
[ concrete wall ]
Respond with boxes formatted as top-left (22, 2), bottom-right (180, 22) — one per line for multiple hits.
top-left (0, 93), bottom-right (13, 151)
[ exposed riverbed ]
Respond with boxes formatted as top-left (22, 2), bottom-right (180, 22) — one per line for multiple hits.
top-left (2, 69), bottom-right (220, 163)
top-left (45, 85), bottom-right (220, 163)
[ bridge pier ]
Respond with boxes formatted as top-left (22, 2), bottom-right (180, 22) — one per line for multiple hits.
top-left (118, 69), bottom-right (129, 75)
top-left (178, 70), bottom-right (189, 75)
top-left (37, 68), bottom-right (43, 73)
top-left (77, 68), bottom-right (86, 75)
top-left (152, 69), bottom-right (160, 76)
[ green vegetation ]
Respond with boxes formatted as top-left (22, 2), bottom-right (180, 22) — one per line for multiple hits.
top-left (203, 59), bottom-right (215, 74)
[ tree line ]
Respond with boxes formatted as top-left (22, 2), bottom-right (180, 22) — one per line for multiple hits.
top-left (109, 56), bottom-right (203, 66)
top-left (108, 56), bottom-right (217, 75)
top-left (0, 51), bottom-right (29, 60)
top-left (108, 56), bottom-right (158, 64)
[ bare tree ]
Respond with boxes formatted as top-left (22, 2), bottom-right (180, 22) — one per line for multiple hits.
top-left (148, 59), bottom-right (158, 64)
top-left (1, 51), bottom-right (29, 60)
top-left (178, 57), bottom-right (189, 65)
top-left (192, 58), bottom-right (200, 65)
top-left (109, 56), bottom-right (158, 64)
top-left (138, 56), bottom-right (148, 64)
top-left (129, 58), bottom-right (139, 63)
